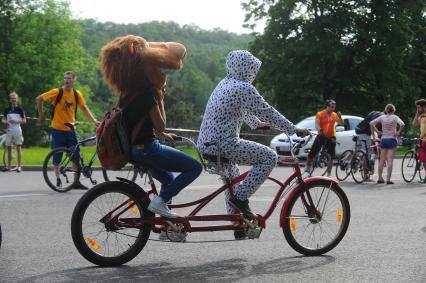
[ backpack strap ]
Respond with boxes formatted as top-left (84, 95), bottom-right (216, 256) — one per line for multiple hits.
top-left (73, 88), bottom-right (79, 117)
top-left (51, 87), bottom-right (64, 120)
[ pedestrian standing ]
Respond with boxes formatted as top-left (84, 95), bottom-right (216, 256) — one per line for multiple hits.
top-left (370, 104), bottom-right (405, 184)
top-left (1, 92), bottom-right (26, 172)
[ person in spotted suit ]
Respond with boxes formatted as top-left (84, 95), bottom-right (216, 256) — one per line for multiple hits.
top-left (197, 50), bottom-right (309, 239)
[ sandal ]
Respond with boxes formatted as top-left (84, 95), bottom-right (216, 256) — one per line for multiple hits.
top-left (377, 180), bottom-right (385, 184)
top-left (386, 181), bottom-right (394, 185)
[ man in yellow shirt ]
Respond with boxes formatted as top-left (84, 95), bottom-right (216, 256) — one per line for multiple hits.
top-left (36, 71), bottom-right (99, 189)
top-left (306, 99), bottom-right (344, 176)
top-left (412, 99), bottom-right (426, 183)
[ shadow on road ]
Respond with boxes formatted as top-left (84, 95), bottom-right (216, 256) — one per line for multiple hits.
top-left (20, 255), bottom-right (335, 282)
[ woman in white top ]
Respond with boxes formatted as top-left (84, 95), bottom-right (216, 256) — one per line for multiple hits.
top-left (370, 104), bottom-right (405, 184)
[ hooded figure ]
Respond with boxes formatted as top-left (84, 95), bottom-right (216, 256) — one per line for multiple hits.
top-left (198, 50), bottom-right (307, 240)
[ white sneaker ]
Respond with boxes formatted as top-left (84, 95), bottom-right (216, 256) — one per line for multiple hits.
top-left (148, 196), bottom-right (178, 218)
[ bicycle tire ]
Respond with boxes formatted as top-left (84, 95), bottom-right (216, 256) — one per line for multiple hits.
top-left (282, 180), bottom-right (350, 256)
top-left (71, 181), bottom-right (152, 266)
top-left (311, 152), bottom-right (331, 176)
top-left (351, 151), bottom-right (367, 184)
top-left (418, 162), bottom-right (425, 181)
top-left (43, 147), bottom-right (80, 192)
top-left (2, 148), bottom-right (6, 168)
top-left (102, 165), bottom-right (138, 182)
top-left (401, 150), bottom-right (417, 183)
top-left (335, 150), bottom-right (353, 181)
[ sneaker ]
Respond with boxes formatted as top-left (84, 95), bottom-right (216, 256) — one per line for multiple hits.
top-left (418, 178), bottom-right (426, 184)
top-left (228, 196), bottom-right (254, 217)
top-left (148, 196), bottom-right (178, 218)
top-left (2, 167), bottom-right (10, 172)
top-left (10, 167), bottom-right (18, 172)
top-left (56, 178), bottom-right (62, 188)
top-left (16, 166), bottom-right (21, 173)
top-left (386, 181), bottom-right (394, 185)
top-left (234, 229), bottom-right (247, 240)
top-left (72, 182), bottom-right (89, 190)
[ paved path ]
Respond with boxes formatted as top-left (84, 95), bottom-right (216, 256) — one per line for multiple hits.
top-left (0, 160), bottom-right (425, 282)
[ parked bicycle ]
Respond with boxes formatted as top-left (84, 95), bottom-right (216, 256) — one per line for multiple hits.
top-left (70, 134), bottom-right (351, 266)
top-left (42, 122), bottom-right (137, 192)
top-left (401, 137), bottom-right (425, 182)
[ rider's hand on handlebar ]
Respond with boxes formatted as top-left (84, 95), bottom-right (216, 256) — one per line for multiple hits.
top-left (295, 128), bottom-right (311, 137)
top-left (161, 132), bottom-right (177, 147)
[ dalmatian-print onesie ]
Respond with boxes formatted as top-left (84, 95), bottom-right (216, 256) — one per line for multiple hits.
top-left (197, 50), bottom-right (297, 214)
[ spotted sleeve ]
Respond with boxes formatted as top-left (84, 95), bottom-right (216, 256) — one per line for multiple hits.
top-left (241, 84), bottom-right (296, 135)
top-left (242, 111), bottom-right (262, 129)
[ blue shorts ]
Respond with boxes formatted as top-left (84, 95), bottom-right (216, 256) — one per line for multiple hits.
top-left (51, 129), bottom-right (79, 165)
top-left (380, 138), bottom-right (397, 149)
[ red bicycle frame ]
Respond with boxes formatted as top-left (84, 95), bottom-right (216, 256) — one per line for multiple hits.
top-left (107, 161), bottom-right (337, 235)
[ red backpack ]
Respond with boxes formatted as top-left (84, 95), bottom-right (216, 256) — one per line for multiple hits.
top-left (96, 96), bottom-right (145, 170)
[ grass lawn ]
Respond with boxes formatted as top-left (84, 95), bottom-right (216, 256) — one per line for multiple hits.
top-left (5, 146), bottom-right (200, 166)
top-left (4, 145), bottom-right (410, 166)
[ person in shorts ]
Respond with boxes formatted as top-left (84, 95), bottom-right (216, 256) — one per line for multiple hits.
top-left (2, 92), bottom-right (26, 172)
top-left (412, 99), bottom-right (426, 183)
top-left (36, 71), bottom-right (99, 189)
top-left (370, 104), bottom-right (405, 184)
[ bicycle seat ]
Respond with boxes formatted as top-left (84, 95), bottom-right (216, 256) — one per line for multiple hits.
top-left (202, 154), bottom-right (230, 163)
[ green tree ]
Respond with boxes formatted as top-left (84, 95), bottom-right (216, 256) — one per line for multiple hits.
top-left (243, 0), bottom-right (426, 126)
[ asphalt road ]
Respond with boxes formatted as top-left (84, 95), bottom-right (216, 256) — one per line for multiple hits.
top-left (0, 159), bottom-right (425, 282)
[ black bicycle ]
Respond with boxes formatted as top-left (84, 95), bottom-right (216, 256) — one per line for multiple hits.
top-left (401, 138), bottom-right (425, 183)
top-left (350, 136), bottom-right (379, 184)
top-left (306, 135), bottom-right (332, 176)
top-left (42, 123), bottom-right (137, 192)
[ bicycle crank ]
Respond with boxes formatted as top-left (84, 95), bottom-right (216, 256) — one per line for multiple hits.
top-left (243, 218), bottom-right (262, 239)
top-left (164, 222), bottom-right (187, 242)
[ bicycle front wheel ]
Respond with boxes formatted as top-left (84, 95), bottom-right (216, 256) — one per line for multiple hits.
top-left (71, 181), bottom-right (152, 266)
top-left (335, 150), bottom-right (353, 181)
top-left (351, 151), bottom-right (367, 184)
top-left (401, 150), bottom-right (417, 183)
top-left (282, 180), bottom-right (350, 256)
top-left (102, 164), bottom-right (138, 182)
top-left (43, 147), bottom-right (80, 192)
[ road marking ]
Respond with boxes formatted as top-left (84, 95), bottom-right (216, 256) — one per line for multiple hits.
top-left (0, 193), bottom-right (49, 199)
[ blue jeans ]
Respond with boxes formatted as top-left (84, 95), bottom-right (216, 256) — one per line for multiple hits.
top-left (51, 129), bottom-right (79, 165)
top-left (131, 140), bottom-right (203, 202)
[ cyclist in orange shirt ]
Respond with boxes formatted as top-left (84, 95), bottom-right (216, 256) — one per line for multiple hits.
top-left (306, 99), bottom-right (344, 176)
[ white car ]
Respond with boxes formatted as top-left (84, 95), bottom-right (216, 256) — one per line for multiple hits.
top-left (270, 115), bottom-right (363, 159)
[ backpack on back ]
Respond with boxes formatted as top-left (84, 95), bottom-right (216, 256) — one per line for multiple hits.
top-left (96, 95), bottom-right (146, 170)
top-left (50, 87), bottom-right (79, 119)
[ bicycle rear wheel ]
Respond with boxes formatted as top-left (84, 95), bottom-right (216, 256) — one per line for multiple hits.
top-left (43, 147), bottom-right (79, 192)
top-left (401, 150), bottom-right (417, 183)
top-left (335, 150), bottom-right (353, 181)
top-left (351, 151), bottom-right (367, 184)
top-left (282, 180), bottom-right (350, 256)
top-left (71, 181), bottom-right (152, 266)
top-left (102, 164), bottom-right (138, 182)
top-left (311, 152), bottom-right (331, 176)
